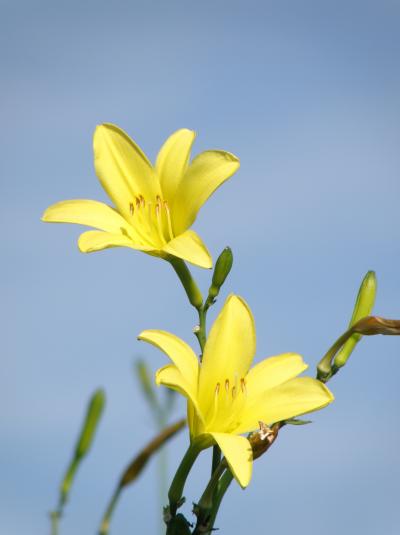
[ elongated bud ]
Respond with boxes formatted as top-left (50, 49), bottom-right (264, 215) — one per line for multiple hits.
top-left (333, 271), bottom-right (377, 369)
top-left (59, 389), bottom-right (105, 508)
top-left (75, 389), bottom-right (106, 458)
top-left (208, 247), bottom-right (233, 300)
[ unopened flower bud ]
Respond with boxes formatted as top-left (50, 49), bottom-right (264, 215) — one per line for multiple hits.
top-left (334, 271), bottom-right (377, 369)
top-left (75, 389), bottom-right (106, 459)
top-left (208, 247), bottom-right (233, 300)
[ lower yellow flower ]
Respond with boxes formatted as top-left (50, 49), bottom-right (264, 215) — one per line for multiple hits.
top-left (42, 124), bottom-right (239, 269)
top-left (139, 295), bottom-right (334, 488)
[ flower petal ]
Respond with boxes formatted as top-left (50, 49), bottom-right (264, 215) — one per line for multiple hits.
top-left (162, 230), bottom-right (212, 269)
top-left (245, 353), bottom-right (308, 403)
top-left (172, 150), bottom-right (239, 234)
top-left (93, 124), bottom-right (161, 220)
top-left (78, 230), bottom-right (151, 253)
top-left (156, 129), bottom-right (196, 202)
top-left (235, 377), bottom-right (334, 434)
top-left (209, 432), bottom-right (253, 488)
top-left (198, 295), bottom-right (256, 415)
top-left (42, 199), bottom-right (130, 233)
top-left (156, 364), bottom-right (204, 428)
top-left (138, 329), bottom-right (199, 391)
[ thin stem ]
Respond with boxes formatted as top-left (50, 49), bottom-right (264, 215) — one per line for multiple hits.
top-left (208, 470), bottom-right (234, 530)
top-left (195, 306), bottom-right (207, 355)
top-left (211, 446), bottom-right (221, 476)
top-left (168, 441), bottom-right (203, 517)
top-left (168, 257), bottom-right (203, 310)
top-left (98, 487), bottom-right (121, 535)
top-left (193, 461), bottom-right (227, 534)
top-left (98, 419), bottom-right (186, 535)
top-left (49, 511), bottom-right (60, 535)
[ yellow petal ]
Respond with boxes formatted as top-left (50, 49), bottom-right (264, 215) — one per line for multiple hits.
top-left (42, 199), bottom-right (129, 233)
top-left (209, 432), bottom-right (253, 488)
top-left (138, 329), bottom-right (199, 390)
top-left (78, 230), bottom-right (151, 253)
top-left (198, 295), bottom-right (256, 415)
top-left (172, 150), bottom-right (240, 234)
top-left (162, 230), bottom-right (212, 269)
top-left (156, 364), bottom-right (204, 428)
top-left (156, 129), bottom-right (196, 201)
top-left (93, 124), bottom-right (161, 220)
top-left (245, 353), bottom-right (308, 403)
top-left (235, 377), bottom-right (334, 434)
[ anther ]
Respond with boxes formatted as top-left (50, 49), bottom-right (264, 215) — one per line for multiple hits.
top-left (139, 195), bottom-right (145, 208)
top-left (215, 382), bottom-right (220, 395)
top-left (135, 197), bottom-right (141, 209)
top-left (231, 386), bottom-right (237, 398)
top-left (129, 202), bottom-right (134, 215)
top-left (240, 378), bottom-right (247, 394)
top-left (225, 379), bottom-right (230, 393)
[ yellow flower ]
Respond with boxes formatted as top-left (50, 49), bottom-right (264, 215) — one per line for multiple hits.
top-left (42, 124), bottom-right (240, 268)
top-left (139, 295), bottom-right (334, 488)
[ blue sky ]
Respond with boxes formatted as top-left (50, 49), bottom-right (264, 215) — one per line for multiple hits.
top-left (2, 1), bottom-right (400, 533)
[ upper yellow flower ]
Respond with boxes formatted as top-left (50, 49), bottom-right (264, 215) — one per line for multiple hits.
top-left (139, 295), bottom-right (334, 488)
top-left (42, 124), bottom-right (240, 268)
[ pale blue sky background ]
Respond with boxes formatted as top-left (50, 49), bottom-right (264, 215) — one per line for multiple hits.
top-left (2, 1), bottom-right (400, 534)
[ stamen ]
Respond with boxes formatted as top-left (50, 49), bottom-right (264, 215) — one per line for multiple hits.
top-left (240, 378), bottom-right (247, 395)
top-left (135, 197), bottom-right (141, 209)
top-left (129, 202), bottom-right (134, 215)
top-left (163, 201), bottom-right (174, 240)
top-left (139, 195), bottom-right (145, 208)
top-left (215, 382), bottom-right (220, 395)
top-left (225, 379), bottom-right (230, 393)
top-left (231, 386), bottom-right (237, 399)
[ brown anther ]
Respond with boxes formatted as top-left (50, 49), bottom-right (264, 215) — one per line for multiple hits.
top-left (231, 386), bottom-right (236, 398)
top-left (135, 197), bottom-right (141, 209)
top-left (215, 382), bottom-right (220, 395)
top-left (225, 379), bottom-right (230, 393)
top-left (240, 378), bottom-right (247, 394)
top-left (129, 202), bottom-right (134, 215)
top-left (139, 195), bottom-right (145, 208)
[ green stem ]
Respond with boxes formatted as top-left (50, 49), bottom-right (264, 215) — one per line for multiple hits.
top-left (195, 307), bottom-right (207, 354)
top-left (98, 487), bottom-right (122, 535)
top-left (208, 470), bottom-right (234, 530)
top-left (211, 446), bottom-right (221, 476)
top-left (169, 258), bottom-right (203, 310)
top-left (193, 461), bottom-right (227, 534)
top-left (168, 441), bottom-right (204, 517)
top-left (49, 511), bottom-right (60, 535)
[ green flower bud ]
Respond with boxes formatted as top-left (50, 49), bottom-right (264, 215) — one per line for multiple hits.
top-left (59, 389), bottom-right (105, 507)
top-left (333, 271), bottom-right (377, 369)
top-left (208, 247), bottom-right (233, 300)
top-left (75, 388), bottom-right (106, 459)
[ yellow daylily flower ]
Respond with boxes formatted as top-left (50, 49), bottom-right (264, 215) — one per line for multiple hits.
top-left (139, 295), bottom-right (334, 488)
top-left (42, 124), bottom-right (240, 269)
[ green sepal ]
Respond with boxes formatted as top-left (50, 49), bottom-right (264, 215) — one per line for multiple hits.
top-left (284, 418), bottom-right (312, 426)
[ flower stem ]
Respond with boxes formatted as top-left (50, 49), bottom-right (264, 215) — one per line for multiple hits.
top-left (208, 470), bottom-right (234, 530)
top-left (168, 258), bottom-right (203, 309)
top-left (168, 440), bottom-right (204, 517)
top-left (193, 460), bottom-right (227, 534)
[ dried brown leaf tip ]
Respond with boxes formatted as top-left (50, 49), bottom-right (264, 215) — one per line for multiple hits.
top-left (249, 422), bottom-right (280, 461)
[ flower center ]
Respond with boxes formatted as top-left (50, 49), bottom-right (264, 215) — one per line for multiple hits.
top-left (205, 375), bottom-right (247, 433)
top-left (126, 195), bottom-right (174, 248)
